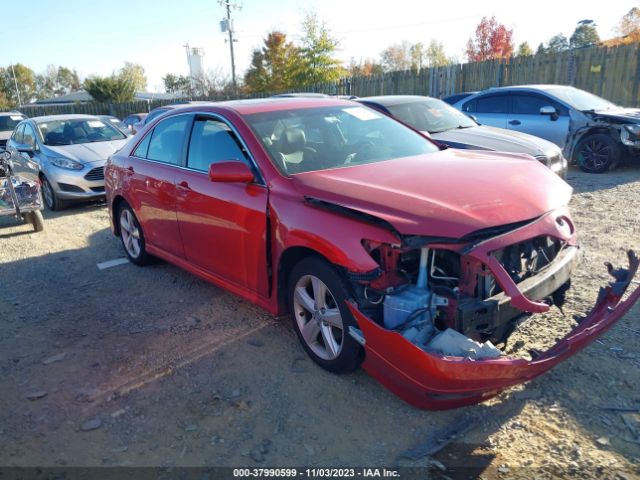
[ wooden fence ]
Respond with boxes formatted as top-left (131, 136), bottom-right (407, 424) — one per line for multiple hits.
top-left (314, 42), bottom-right (640, 107)
top-left (13, 42), bottom-right (640, 118)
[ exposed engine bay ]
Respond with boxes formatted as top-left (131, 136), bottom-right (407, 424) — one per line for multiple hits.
top-left (350, 228), bottom-right (574, 359)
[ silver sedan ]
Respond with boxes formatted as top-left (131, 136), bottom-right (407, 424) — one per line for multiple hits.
top-left (7, 114), bottom-right (128, 210)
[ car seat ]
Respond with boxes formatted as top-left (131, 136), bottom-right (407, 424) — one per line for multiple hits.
top-left (277, 127), bottom-right (318, 174)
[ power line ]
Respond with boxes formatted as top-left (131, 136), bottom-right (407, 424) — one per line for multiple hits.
top-left (332, 14), bottom-right (486, 35)
top-left (232, 13), bottom-right (485, 41)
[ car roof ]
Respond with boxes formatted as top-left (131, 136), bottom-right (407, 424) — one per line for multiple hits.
top-left (358, 95), bottom-right (438, 106)
top-left (166, 97), bottom-right (357, 116)
top-left (479, 84), bottom-right (572, 94)
top-left (0, 111), bottom-right (25, 116)
top-left (29, 114), bottom-right (102, 123)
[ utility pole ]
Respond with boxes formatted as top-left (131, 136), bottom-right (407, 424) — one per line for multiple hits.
top-left (10, 64), bottom-right (22, 107)
top-left (219, 0), bottom-right (239, 94)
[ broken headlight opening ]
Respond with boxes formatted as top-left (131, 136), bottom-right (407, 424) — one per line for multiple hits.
top-left (355, 232), bottom-right (575, 360)
top-left (621, 124), bottom-right (640, 147)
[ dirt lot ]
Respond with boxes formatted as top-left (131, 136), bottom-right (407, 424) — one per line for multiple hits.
top-left (1, 166), bottom-right (639, 479)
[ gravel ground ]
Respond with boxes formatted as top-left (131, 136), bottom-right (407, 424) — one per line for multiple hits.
top-left (0, 166), bottom-right (639, 479)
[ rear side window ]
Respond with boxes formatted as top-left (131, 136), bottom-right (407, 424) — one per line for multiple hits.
top-left (474, 95), bottom-right (509, 114)
top-left (187, 118), bottom-right (248, 172)
top-left (133, 133), bottom-right (151, 158)
top-left (139, 115), bottom-right (190, 165)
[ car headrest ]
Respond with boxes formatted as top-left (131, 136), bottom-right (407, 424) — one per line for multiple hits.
top-left (279, 127), bottom-right (306, 154)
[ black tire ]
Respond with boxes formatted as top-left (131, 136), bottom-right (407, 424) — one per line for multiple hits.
top-left (117, 202), bottom-right (153, 266)
top-left (574, 133), bottom-right (620, 173)
top-left (288, 256), bottom-right (363, 374)
top-left (23, 211), bottom-right (44, 232)
top-left (41, 176), bottom-right (67, 210)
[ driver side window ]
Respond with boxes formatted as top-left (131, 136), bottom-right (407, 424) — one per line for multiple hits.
top-left (187, 118), bottom-right (249, 173)
top-left (22, 124), bottom-right (37, 148)
top-left (12, 124), bottom-right (25, 144)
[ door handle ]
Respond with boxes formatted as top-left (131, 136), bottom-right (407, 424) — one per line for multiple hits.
top-left (177, 180), bottom-right (191, 190)
top-left (508, 120), bottom-right (521, 126)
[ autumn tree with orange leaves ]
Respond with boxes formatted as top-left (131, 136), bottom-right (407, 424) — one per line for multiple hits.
top-left (465, 16), bottom-right (514, 62)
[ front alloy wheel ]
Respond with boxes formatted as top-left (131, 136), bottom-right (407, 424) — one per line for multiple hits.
top-left (289, 257), bottom-right (363, 373)
top-left (41, 176), bottom-right (66, 210)
top-left (293, 274), bottom-right (345, 361)
top-left (575, 134), bottom-right (620, 173)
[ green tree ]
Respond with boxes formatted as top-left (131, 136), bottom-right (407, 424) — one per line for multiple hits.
top-left (547, 34), bottom-right (569, 53)
top-left (244, 31), bottom-right (302, 93)
top-left (84, 75), bottom-right (135, 102)
top-left (570, 22), bottom-right (600, 48)
top-left (162, 73), bottom-right (191, 94)
top-left (426, 40), bottom-right (450, 67)
top-left (410, 42), bottom-right (425, 72)
top-left (516, 41), bottom-right (533, 56)
top-left (536, 42), bottom-right (547, 55)
top-left (35, 65), bottom-right (81, 99)
top-left (57, 67), bottom-right (81, 93)
top-left (295, 13), bottom-right (343, 86)
top-left (119, 62), bottom-right (147, 91)
top-left (0, 64), bottom-right (37, 105)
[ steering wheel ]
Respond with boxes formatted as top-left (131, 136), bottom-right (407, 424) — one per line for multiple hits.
top-left (346, 140), bottom-right (377, 164)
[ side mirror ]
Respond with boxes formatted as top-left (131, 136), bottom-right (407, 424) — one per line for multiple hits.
top-left (540, 106), bottom-right (559, 121)
top-left (465, 113), bottom-right (479, 124)
top-left (209, 161), bottom-right (254, 183)
top-left (15, 143), bottom-right (35, 153)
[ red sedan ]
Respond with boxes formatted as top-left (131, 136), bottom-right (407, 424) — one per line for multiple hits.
top-left (105, 98), bottom-right (640, 409)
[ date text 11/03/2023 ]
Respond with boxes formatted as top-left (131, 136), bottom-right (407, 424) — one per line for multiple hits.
top-left (232, 468), bottom-right (401, 478)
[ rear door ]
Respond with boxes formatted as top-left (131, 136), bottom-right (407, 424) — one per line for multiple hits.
top-left (461, 94), bottom-right (509, 129)
top-left (124, 114), bottom-right (191, 258)
top-left (175, 114), bottom-right (269, 296)
top-left (507, 93), bottom-right (570, 148)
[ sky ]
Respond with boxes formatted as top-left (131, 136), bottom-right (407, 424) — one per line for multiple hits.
top-left (2, 0), bottom-right (638, 93)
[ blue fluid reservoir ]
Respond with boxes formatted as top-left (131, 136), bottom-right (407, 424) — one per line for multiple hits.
top-left (383, 285), bottom-right (430, 330)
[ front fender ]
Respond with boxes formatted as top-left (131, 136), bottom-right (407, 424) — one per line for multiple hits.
top-left (270, 192), bottom-right (399, 273)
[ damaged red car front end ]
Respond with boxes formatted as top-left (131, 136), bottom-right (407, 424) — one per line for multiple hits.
top-left (349, 249), bottom-right (639, 410)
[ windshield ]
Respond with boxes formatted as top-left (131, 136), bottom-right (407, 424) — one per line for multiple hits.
top-left (546, 87), bottom-right (617, 111)
top-left (385, 98), bottom-right (477, 133)
top-left (37, 118), bottom-right (126, 146)
top-left (244, 105), bottom-right (440, 175)
top-left (0, 114), bottom-right (26, 133)
top-left (105, 117), bottom-right (128, 131)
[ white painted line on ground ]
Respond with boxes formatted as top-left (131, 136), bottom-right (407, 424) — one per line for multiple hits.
top-left (97, 258), bottom-right (130, 270)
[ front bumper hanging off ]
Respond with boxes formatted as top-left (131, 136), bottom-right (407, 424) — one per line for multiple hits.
top-left (349, 250), bottom-right (640, 410)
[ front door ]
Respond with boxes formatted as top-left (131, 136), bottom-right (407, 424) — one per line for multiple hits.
top-left (175, 115), bottom-right (269, 296)
top-left (507, 94), bottom-right (570, 148)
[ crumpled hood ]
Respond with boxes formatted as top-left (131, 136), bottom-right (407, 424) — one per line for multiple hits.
top-left (590, 108), bottom-right (640, 123)
top-left (431, 125), bottom-right (560, 156)
top-left (291, 149), bottom-right (572, 238)
top-left (45, 139), bottom-right (127, 164)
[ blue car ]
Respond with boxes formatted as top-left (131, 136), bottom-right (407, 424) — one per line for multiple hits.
top-left (452, 85), bottom-right (640, 173)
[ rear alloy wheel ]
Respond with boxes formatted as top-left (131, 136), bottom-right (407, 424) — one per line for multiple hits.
top-left (575, 133), bottom-right (620, 173)
top-left (289, 257), bottom-right (363, 373)
top-left (118, 204), bottom-right (152, 265)
top-left (41, 176), bottom-right (66, 210)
